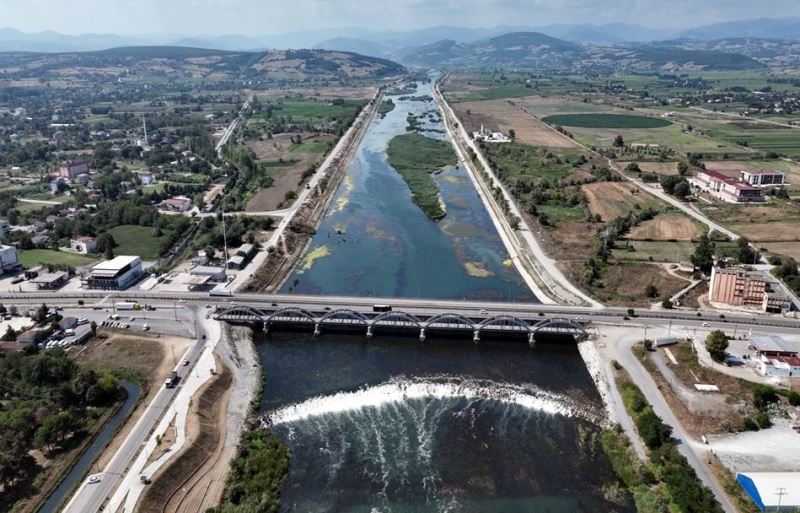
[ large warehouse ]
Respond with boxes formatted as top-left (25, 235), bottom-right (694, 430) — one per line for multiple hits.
top-left (737, 472), bottom-right (800, 511)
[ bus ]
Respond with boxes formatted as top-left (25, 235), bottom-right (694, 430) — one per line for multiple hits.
top-left (372, 304), bottom-right (392, 313)
top-left (209, 289), bottom-right (233, 297)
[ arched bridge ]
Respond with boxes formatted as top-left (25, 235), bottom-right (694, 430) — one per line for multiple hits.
top-left (215, 306), bottom-right (588, 345)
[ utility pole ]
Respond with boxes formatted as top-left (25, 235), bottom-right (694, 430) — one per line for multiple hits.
top-left (776, 487), bottom-right (786, 512)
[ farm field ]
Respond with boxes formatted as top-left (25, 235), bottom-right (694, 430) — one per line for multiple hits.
top-left (761, 242), bottom-right (800, 261)
top-left (542, 113), bottom-right (672, 129)
top-left (620, 161), bottom-right (680, 175)
top-left (19, 249), bottom-right (98, 268)
top-left (569, 123), bottom-right (737, 153)
top-left (628, 213), bottom-right (702, 241)
top-left (265, 99), bottom-right (365, 125)
top-left (447, 85), bottom-right (538, 102)
top-left (615, 241), bottom-right (697, 263)
top-left (582, 181), bottom-right (665, 221)
top-left (515, 96), bottom-right (620, 117)
top-left (703, 121), bottom-right (800, 157)
top-left (700, 201), bottom-right (800, 242)
top-left (453, 99), bottom-right (577, 148)
top-left (107, 225), bottom-right (172, 260)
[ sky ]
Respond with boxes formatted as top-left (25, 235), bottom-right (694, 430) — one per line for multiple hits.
top-left (1, 0), bottom-right (799, 35)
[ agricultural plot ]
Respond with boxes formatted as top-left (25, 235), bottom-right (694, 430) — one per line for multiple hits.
top-left (703, 121), bottom-right (800, 157)
top-left (761, 242), bottom-right (800, 261)
top-left (621, 161), bottom-right (681, 175)
top-left (569, 123), bottom-right (737, 153)
top-left (453, 99), bottom-right (577, 148)
top-left (615, 241), bottom-right (697, 263)
top-left (627, 213), bottom-right (702, 241)
top-left (700, 201), bottom-right (800, 241)
top-left (516, 97), bottom-right (620, 118)
top-left (542, 113), bottom-right (672, 129)
top-left (582, 181), bottom-right (665, 221)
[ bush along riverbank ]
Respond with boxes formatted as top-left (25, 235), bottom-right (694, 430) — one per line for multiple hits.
top-left (386, 131), bottom-right (457, 221)
top-left (600, 370), bottom-right (725, 513)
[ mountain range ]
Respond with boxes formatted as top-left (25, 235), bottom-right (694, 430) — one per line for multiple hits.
top-left (2, 17), bottom-right (800, 55)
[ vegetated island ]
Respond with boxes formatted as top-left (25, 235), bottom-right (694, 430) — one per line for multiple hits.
top-left (386, 132), bottom-right (457, 221)
top-left (378, 99), bottom-right (395, 117)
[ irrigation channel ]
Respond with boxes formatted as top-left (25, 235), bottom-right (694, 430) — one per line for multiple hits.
top-left (280, 75), bottom-right (535, 302)
top-left (260, 73), bottom-right (630, 512)
top-left (38, 380), bottom-right (141, 513)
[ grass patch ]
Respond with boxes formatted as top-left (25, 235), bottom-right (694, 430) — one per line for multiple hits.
top-left (543, 114), bottom-right (672, 129)
top-left (106, 225), bottom-right (172, 260)
top-left (288, 140), bottom-right (330, 154)
top-left (19, 249), bottom-right (98, 268)
top-left (386, 132), bottom-right (457, 220)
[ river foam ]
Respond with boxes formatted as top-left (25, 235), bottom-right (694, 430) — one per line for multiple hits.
top-left (263, 376), bottom-right (582, 427)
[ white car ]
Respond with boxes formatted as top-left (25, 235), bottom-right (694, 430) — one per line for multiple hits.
top-left (702, 322), bottom-right (710, 327)
top-left (479, 309), bottom-right (489, 315)
top-left (88, 475), bottom-right (101, 484)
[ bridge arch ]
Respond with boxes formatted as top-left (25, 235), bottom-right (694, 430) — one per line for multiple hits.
top-left (215, 305), bottom-right (267, 321)
top-left (371, 311), bottom-right (422, 328)
top-left (319, 309), bottom-right (370, 325)
top-left (424, 313), bottom-right (476, 330)
top-left (267, 306), bottom-right (317, 322)
top-left (532, 317), bottom-right (588, 337)
top-left (478, 315), bottom-right (531, 333)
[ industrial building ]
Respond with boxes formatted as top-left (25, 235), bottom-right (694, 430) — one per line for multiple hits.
top-left (693, 169), bottom-right (765, 203)
top-left (708, 267), bottom-right (792, 313)
top-left (0, 245), bottom-right (19, 273)
top-left (749, 335), bottom-right (798, 358)
top-left (737, 472), bottom-right (800, 511)
top-left (85, 255), bottom-right (143, 290)
top-left (740, 169), bottom-right (785, 187)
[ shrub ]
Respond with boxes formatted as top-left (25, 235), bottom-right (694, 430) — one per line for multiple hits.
top-left (742, 416), bottom-right (759, 431)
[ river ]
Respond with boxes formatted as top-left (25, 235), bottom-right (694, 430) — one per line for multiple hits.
top-left (280, 77), bottom-right (535, 302)
top-left (257, 333), bottom-right (632, 513)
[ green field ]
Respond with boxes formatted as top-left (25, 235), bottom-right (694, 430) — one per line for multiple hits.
top-left (19, 249), bottom-right (98, 268)
top-left (273, 100), bottom-right (364, 123)
top-left (543, 114), bottom-right (672, 129)
top-left (386, 132), bottom-right (457, 220)
top-left (289, 140), bottom-right (331, 154)
top-left (106, 225), bottom-right (172, 260)
top-left (704, 123), bottom-right (800, 157)
top-left (450, 85), bottom-right (536, 102)
top-left (615, 241), bottom-right (697, 263)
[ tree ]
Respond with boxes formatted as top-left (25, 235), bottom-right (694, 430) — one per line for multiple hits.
top-left (736, 238), bottom-right (758, 264)
top-left (508, 129), bottom-right (516, 140)
top-left (613, 135), bottom-right (625, 147)
top-left (636, 409), bottom-right (672, 449)
top-left (691, 234), bottom-right (715, 274)
top-left (673, 181), bottom-right (691, 200)
top-left (34, 303), bottom-right (49, 324)
top-left (661, 298), bottom-right (673, 309)
top-left (645, 284), bottom-right (659, 298)
top-left (677, 161), bottom-right (689, 176)
top-left (625, 162), bottom-right (641, 173)
top-left (705, 330), bottom-right (728, 362)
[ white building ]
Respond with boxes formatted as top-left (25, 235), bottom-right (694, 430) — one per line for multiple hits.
top-left (740, 169), bottom-right (785, 187)
top-left (472, 124), bottom-right (511, 143)
top-left (757, 355), bottom-right (800, 378)
top-left (0, 245), bottom-right (19, 272)
top-left (86, 256), bottom-right (143, 290)
top-left (70, 236), bottom-right (97, 255)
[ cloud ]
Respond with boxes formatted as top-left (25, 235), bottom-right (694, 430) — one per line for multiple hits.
top-left (0, 0), bottom-right (799, 35)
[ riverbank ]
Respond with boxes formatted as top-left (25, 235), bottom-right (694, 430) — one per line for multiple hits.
top-left (433, 79), bottom-right (601, 307)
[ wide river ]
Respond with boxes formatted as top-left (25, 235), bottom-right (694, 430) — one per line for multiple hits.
top-left (280, 78), bottom-right (535, 302)
top-left (261, 76), bottom-right (630, 513)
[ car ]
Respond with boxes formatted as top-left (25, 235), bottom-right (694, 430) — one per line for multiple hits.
top-left (479, 309), bottom-right (489, 315)
top-left (182, 360), bottom-right (190, 366)
top-left (205, 304), bottom-right (212, 308)
top-left (88, 475), bottom-right (101, 484)
top-left (271, 303), bottom-right (278, 307)
top-left (10, 276), bottom-right (23, 284)
top-left (77, 318), bottom-right (88, 325)
top-left (702, 322), bottom-right (710, 327)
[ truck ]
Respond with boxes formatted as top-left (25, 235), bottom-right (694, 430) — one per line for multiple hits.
top-left (164, 370), bottom-right (179, 389)
top-left (115, 302), bottom-right (140, 311)
top-left (209, 289), bottom-right (233, 297)
top-left (372, 304), bottom-right (392, 313)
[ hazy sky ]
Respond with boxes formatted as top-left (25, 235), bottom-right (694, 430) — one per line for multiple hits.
top-left (2, 0), bottom-right (799, 35)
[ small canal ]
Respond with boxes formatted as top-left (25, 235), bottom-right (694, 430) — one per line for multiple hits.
top-left (37, 380), bottom-right (141, 513)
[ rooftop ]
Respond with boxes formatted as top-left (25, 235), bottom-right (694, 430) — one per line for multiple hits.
top-left (737, 472), bottom-right (800, 509)
top-left (92, 255), bottom-right (141, 272)
top-left (30, 271), bottom-right (68, 284)
top-left (750, 334), bottom-right (797, 354)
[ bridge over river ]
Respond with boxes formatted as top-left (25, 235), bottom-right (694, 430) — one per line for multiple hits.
top-left (215, 305), bottom-right (589, 344)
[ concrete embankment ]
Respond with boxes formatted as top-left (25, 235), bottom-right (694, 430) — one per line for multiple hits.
top-left (433, 80), bottom-right (600, 308)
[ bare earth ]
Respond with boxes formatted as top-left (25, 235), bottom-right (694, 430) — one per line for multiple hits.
top-left (453, 99), bottom-right (578, 148)
top-left (583, 181), bottom-right (661, 221)
top-left (628, 213), bottom-right (701, 241)
top-left (761, 241), bottom-right (800, 260)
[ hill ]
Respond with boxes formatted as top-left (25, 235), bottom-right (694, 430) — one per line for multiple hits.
top-left (680, 17), bottom-right (800, 41)
top-left (0, 46), bottom-right (406, 81)
top-left (628, 47), bottom-right (766, 71)
top-left (402, 32), bottom-right (583, 67)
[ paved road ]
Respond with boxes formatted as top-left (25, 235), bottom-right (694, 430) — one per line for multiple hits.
top-left (215, 97), bottom-right (252, 157)
top-left (61, 308), bottom-right (207, 513)
top-left (608, 326), bottom-right (738, 513)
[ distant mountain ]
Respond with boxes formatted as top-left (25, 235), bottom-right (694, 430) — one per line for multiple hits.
top-left (647, 38), bottom-right (800, 67)
top-left (313, 37), bottom-right (397, 59)
top-left (0, 27), bottom-right (148, 52)
top-left (534, 23), bottom-right (678, 44)
top-left (402, 32), bottom-right (582, 67)
top-left (680, 17), bottom-right (800, 41)
top-left (0, 46), bottom-right (406, 81)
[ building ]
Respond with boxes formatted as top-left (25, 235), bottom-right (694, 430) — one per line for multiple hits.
top-left (693, 169), bottom-right (764, 203)
top-left (0, 245), bottom-right (19, 273)
top-left (86, 256), bottom-right (143, 290)
top-left (138, 171), bottom-right (156, 186)
top-left (71, 236), bottom-right (97, 254)
top-left (187, 265), bottom-right (227, 289)
top-left (736, 472), bottom-right (800, 511)
top-left (30, 271), bottom-right (69, 290)
top-left (709, 267), bottom-right (792, 313)
top-left (472, 124), bottom-right (512, 143)
top-left (740, 169), bottom-right (785, 187)
top-left (158, 196), bottom-right (193, 213)
top-left (17, 329), bottom-right (45, 345)
top-left (749, 335), bottom-right (798, 358)
top-left (757, 354), bottom-right (800, 377)
top-left (226, 243), bottom-right (257, 270)
top-left (58, 160), bottom-right (90, 180)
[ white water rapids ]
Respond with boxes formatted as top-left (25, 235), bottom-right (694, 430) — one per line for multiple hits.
top-left (262, 376), bottom-right (588, 427)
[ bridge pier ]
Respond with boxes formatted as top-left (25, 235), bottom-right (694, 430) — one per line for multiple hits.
top-left (262, 321), bottom-right (270, 333)
top-left (419, 328), bottom-right (426, 341)
top-left (528, 331), bottom-right (536, 348)
top-left (473, 330), bottom-right (480, 344)
top-left (366, 325), bottom-right (373, 338)
top-left (314, 323), bottom-right (321, 336)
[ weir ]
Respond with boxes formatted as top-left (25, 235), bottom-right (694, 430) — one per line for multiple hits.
top-left (216, 305), bottom-right (588, 343)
